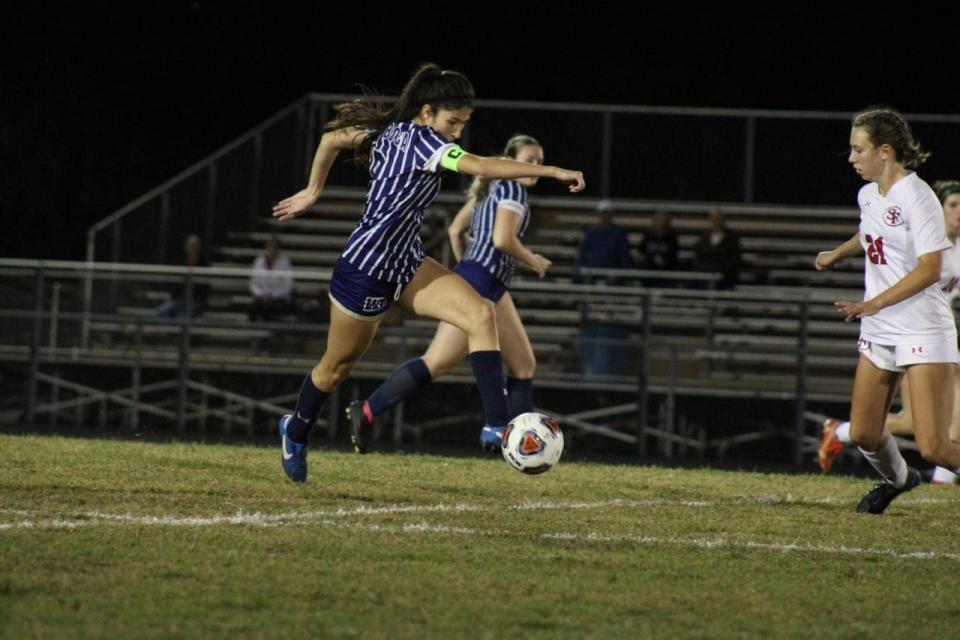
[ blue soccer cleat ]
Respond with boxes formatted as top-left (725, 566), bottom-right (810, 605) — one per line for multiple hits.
top-left (479, 424), bottom-right (505, 451)
top-left (278, 414), bottom-right (307, 483)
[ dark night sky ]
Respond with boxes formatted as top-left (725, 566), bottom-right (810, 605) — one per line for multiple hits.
top-left (2, 2), bottom-right (956, 260)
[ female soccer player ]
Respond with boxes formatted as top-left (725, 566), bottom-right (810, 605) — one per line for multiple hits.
top-left (346, 134), bottom-right (551, 453)
top-left (819, 180), bottom-right (960, 484)
top-left (271, 64), bottom-right (585, 482)
top-left (814, 107), bottom-right (960, 513)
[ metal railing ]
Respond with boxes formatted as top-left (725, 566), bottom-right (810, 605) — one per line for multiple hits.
top-left (4, 258), bottom-right (867, 462)
top-left (84, 92), bottom-right (960, 268)
top-left (81, 94), bottom-right (960, 345)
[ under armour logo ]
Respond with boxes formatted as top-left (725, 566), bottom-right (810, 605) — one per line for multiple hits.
top-left (912, 346), bottom-right (924, 354)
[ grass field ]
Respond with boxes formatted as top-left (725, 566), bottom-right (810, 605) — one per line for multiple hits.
top-left (1, 432), bottom-right (959, 639)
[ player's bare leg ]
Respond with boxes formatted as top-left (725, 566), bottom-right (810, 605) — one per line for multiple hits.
top-left (848, 355), bottom-right (920, 513)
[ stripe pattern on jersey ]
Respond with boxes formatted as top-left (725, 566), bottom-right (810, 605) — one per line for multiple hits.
top-left (341, 122), bottom-right (454, 284)
top-left (464, 179), bottom-right (530, 286)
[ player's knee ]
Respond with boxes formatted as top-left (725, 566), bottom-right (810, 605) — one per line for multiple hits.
top-left (510, 355), bottom-right (536, 379)
top-left (464, 300), bottom-right (496, 336)
top-left (312, 359), bottom-right (356, 390)
top-left (422, 353), bottom-right (454, 378)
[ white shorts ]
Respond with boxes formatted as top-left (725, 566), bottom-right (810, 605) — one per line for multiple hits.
top-left (857, 336), bottom-right (960, 373)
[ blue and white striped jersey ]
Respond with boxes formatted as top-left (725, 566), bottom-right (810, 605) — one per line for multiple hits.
top-left (464, 179), bottom-right (531, 286)
top-left (341, 122), bottom-right (454, 284)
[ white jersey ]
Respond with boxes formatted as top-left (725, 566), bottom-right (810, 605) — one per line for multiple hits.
top-left (939, 235), bottom-right (960, 300)
top-left (858, 172), bottom-right (955, 342)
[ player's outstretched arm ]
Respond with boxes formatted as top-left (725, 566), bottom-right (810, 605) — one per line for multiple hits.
top-left (273, 127), bottom-right (367, 222)
top-left (456, 154), bottom-right (585, 193)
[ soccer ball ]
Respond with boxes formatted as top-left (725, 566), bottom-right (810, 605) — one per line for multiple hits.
top-left (501, 412), bottom-right (564, 475)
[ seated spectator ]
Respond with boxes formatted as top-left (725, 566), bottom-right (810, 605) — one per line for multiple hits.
top-left (692, 208), bottom-right (741, 289)
top-left (574, 199), bottom-right (633, 284)
top-left (248, 235), bottom-right (295, 322)
top-left (637, 209), bottom-right (679, 286)
top-left (156, 234), bottom-right (210, 318)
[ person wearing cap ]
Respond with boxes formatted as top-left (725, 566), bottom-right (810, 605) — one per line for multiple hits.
top-left (574, 200), bottom-right (633, 376)
top-left (574, 199), bottom-right (633, 285)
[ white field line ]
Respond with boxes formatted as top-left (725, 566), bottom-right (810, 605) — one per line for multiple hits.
top-left (539, 531), bottom-right (960, 562)
top-left (273, 519), bottom-right (960, 562)
top-left (0, 499), bottom-right (695, 530)
top-left (2, 497), bottom-right (960, 562)
top-left (2, 494), bottom-right (957, 532)
top-left (736, 493), bottom-right (960, 506)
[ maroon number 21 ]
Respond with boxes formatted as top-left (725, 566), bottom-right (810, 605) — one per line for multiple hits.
top-left (865, 234), bottom-right (887, 265)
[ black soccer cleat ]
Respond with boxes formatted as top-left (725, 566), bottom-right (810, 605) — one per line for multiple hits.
top-left (346, 400), bottom-right (369, 454)
top-left (856, 467), bottom-right (921, 514)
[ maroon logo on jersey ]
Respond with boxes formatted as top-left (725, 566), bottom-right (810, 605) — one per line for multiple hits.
top-left (865, 234), bottom-right (887, 265)
top-left (884, 206), bottom-right (904, 226)
top-left (912, 346), bottom-right (924, 355)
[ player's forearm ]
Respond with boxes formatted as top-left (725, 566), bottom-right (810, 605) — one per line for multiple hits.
top-left (463, 156), bottom-right (559, 181)
top-left (869, 259), bottom-right (941, 312)
top-left (304, 134), bottom-right (342, 197)
top-left (493, 234), bottom-right (538, 268)
top-left (449, 232), bottom-right (466, 262)
top-left (447, 198), bottom-right (475, 263)
top-left (834, 233), bottom-right (864, 259)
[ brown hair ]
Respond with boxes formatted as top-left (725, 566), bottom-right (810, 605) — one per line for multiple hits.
top-left (852, 106), bottom-right (930, 168)
top-left (933, 180), bottom-right (960, 204)
top-left (326, 63), bottom-right (474, 164)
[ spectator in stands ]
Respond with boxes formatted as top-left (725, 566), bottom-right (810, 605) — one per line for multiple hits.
top-left (156, 234), bottom-right (209, 318)
top-left (573, 199), bottom-right (633, 284)
top-left (692, 208), bottom-right (741, 289)
top-left (574, 200), bottom-right (633, 376)
top-left (637, 209), bottom-right (679, 284)
top-left (248, 235), bottom-right (296, 322)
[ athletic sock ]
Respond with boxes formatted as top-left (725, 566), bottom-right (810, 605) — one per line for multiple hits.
top-left (366, 358), bottom-right (432, 419)
top-left (933, 466), bottom-right (958, 484)
top-left (469, 351), bottom-right (510, 427)
top-left (287, 373), bottom-right (330, 444)
top-left (835, 421), bottom-right (851, 444)
top-left (859, 432), bottom-right (909, 488)
top-left (507, 377), bottom-right (534, 416)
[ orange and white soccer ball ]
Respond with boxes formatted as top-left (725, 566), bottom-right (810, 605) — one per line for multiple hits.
top-left (501, 412), bottom-right (564, 475)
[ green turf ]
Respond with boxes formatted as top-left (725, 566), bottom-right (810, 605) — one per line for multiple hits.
top-left (1, 433), bottom-right (959, 639)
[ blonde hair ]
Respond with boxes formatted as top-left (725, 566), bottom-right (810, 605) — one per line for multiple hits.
top-left (466, 133), bottom-right (541, 201)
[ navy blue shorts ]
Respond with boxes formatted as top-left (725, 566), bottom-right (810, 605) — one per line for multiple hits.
top-left (329, 257), bottom-right (408, 321)
top-left (455, 260), bottom-right (508, 303)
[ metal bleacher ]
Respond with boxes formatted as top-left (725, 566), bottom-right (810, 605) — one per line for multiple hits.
top-left (15, 94), bottom-right (959, 465)
top-left (0, 191), bottom-right (871, 464)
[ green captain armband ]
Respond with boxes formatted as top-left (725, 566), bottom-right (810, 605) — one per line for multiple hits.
top-left (439, 145), bottom-right (467, 172)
